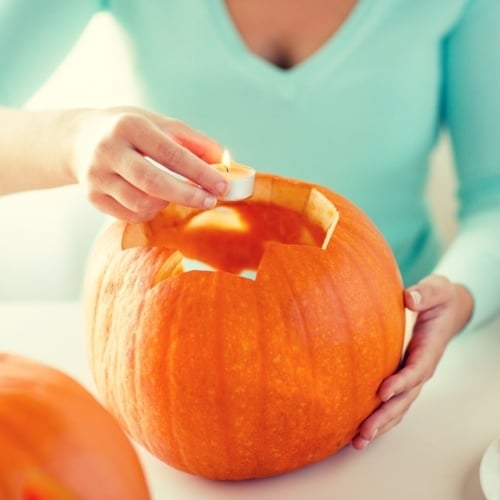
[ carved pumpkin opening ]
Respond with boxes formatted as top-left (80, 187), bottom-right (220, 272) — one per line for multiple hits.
top-left (121, 184), bottom-right (339, 280)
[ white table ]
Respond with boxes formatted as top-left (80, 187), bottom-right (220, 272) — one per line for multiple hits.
top-left (1, 301), bottom-right (498, 500)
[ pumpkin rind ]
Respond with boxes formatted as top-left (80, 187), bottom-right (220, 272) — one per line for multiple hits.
top-left (0, 354), bottom-right (150, 499)
top-left (84, 173), bottom-right (405, 480)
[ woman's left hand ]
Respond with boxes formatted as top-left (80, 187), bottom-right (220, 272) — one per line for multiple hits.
top-left (351, 274), bottom-right (474, 450)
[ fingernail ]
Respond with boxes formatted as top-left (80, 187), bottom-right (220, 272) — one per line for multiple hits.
top-left (370, 428), bottom-right (378, 440)
top-left (382, 391), bottom-right (395, 402)
top-left (203, 195), bottom-right (217, 209)
top-left (409, 290), bottom-right (422, 306)
top-left (358, 439), bottom-right (369, 450)
top-left (215, 181), bottom-right (229, 195)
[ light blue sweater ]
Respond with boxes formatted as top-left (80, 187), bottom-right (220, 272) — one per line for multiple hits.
top-left (1, 0), bottom-right (499, 328)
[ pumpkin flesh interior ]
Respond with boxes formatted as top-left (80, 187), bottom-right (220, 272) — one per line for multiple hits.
top-left (122, 185), bottom-right (339, 278)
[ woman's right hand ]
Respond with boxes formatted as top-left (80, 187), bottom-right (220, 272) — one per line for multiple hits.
top-left (66, 106), bottom-right (229, 222)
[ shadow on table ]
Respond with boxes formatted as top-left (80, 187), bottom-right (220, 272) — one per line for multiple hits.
top-left (461, 459), bottom-right (485, 500)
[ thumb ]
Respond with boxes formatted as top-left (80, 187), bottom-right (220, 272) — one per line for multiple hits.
top-left (404, 274), bottom-right (452, 312)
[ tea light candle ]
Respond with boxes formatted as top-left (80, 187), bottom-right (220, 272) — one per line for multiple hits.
top-left (213, 150), bottom-right (255, 201)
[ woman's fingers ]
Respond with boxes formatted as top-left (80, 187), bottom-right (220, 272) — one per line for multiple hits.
top-left (351, 276), bottom-right (475, 452)
top-left (88, 173), bottom-right (168, 222)
top-left (364, 345), bottom-right (436, 447)
top-left (352, 386), bottom-right (422, 449)
top-left (407, 276), bottom-right (474, 334)
top-left (353, 276), bottom-right (455, 451)
top-left (113, 150), bottom-right (220, 210)
top-left (378, 326), bottom-right (445, 402)
top-left (89, 158), bottom-right (221, 222)
top-left (121, 114), bottom-right (229, 197)
top-left (159, 117), bottom-right (224, 164)
top-left (88, 191), bottom-right (152, 223)
top-left (404, 275), bottom-right (453, 313)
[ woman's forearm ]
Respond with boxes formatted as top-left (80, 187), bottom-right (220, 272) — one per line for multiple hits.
top-left (0, 107), bottom-right (77, 194)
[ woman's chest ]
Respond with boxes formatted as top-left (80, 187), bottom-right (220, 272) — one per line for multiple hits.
top-left (223, 0), bottom-right (359, 69)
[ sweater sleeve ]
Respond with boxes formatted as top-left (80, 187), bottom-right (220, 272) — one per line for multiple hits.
top-left (0, 0), bottom-right (102, 106)
top-left (435, 0), bottom-right (500, 330)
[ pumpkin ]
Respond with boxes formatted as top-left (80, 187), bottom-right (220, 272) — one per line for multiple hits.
top-left (83, 173), bottom-right (405, 480)
top-left (0, 353), bottom-right (150, 499)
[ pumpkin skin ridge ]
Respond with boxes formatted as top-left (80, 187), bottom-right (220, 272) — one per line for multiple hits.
top-left (178, 273), bottom-right (232, 477)
top-left (119, 272), bottom-right (182, 466)
top-left (315, 244), bottom-right (381, 428)
top-left (252, 201), bottom-right (404, 474)
top-left (84, 173), bottom-right (406, 480)
top-left (117, 256), bottom-right (264, 478)
top-left (141, 274), bottom-right (193, 473)
top-left (322, 212), bottom-right (405, 388)
top-left (93, 247), bottom-right (132, 417)
top-left (211, 273), bottom-right (249, 478)
top-left (253, 244), bottom-right (392, 473)
top-left (138, 262), bottom-right (259, 476)
top-left (293, 248), bottom-right (361, 447)
top-left (96, 239), bottom-right (282, 468)
top-left (151, 272), bottom-right (261, 479)
top-left (83, 221), bottom-right (130, 374)
top-left (91, 246), bottom-right (192, 470)
top-left (263, 247), bottom-right (321, 474)
top-left (327, 201), bottom-right (406, 367)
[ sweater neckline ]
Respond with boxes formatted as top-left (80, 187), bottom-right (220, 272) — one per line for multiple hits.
top-left (206, 0), bottom-right (374, 94)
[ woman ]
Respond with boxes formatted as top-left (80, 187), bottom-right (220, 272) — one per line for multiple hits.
top-left (1, 0), bottom-right (499, 450)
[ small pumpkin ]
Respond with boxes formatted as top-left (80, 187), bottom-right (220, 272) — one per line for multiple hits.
top-left (0, 353), bottom-right (150, 499)
top-left (84, 173), bottom-right (405, 480)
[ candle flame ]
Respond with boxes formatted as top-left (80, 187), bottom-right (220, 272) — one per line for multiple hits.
top-left (222, 149), bottom-right (231, 169)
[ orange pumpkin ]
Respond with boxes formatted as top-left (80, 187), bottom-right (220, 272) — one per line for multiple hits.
top-left (84, 173), bottom-right (405, 480)
top-left (0, 353), bottom-right (150, 499)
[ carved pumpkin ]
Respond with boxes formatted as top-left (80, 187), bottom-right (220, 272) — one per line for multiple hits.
top-left (0, 353), bottom-right (150, 499)
top-left (84, 173), bottom-right (405, 480)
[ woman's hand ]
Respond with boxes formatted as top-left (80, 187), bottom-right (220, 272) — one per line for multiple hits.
top-left (351, 274), bottom-right (474, 450)
top-left (67, 106), bottom-right (229, 222)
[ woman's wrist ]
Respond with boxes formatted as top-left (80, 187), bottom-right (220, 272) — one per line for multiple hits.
top-left (51, 107), bottom-right (95, 186)
top-left (0, 107), bottom-right (85, 194)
